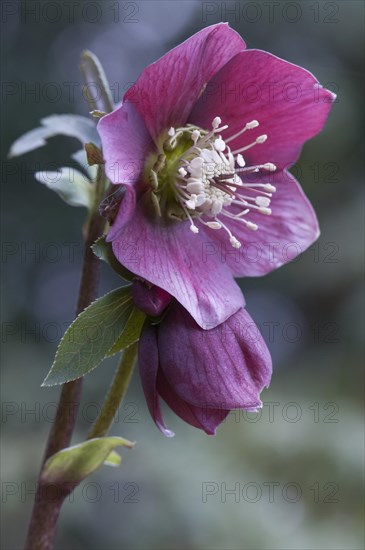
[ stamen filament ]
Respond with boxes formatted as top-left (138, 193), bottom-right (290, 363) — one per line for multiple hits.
top-left (231, 134), bottom-right (268, 155)
top-left (225, 120), bottom-right (259, 144)
top-left (154, 116), bottom-right (276, 248)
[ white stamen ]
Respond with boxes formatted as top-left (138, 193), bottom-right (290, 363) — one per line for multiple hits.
top-left (186, 180), bottom-right (204, 193)
top-left (246, 120), bottom-right (259, 129)
top-left (237, 154), bottom-right (245, 167)
top-left (258, 207), bottom-right (272, 215)
top-left (232, 134), bottom-right (267, 155)
top-left (230, 209), bottom-right (250, 219)
top-left (263, 162), bottom-right (276, 171)
top-left (205, 221), bottom-right (222, 229)
top-left (255, 196), bottom-right (271, 207)
top-left (214, 137), bottom-right (226, 152)
top-left (191, 129), bottom-right (200, 142)
top-left (246, 222), bottom-right (258, 231)
top-left (185, 197), bottom-right (197, 209)
top-left (167, 116), bottom-right (276, 248)
top-left (233, 197), bottom-right (272, 216)
top-left (225, 120), bottom-right (260, 144)
top-left (186, 180), bottom-right (204, 194)
top-left (224, 181), bottom-right (276, 195)
top-left (230, 236), bottom-right (241, 249)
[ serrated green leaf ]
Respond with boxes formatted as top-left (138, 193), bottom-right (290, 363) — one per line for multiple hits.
top-left (107, 307), bottom-right (146, 356)
top-left (42, 437), bottom-right (134, 484)
top-left (34, 167), bottom-right (92, 208)
top-left (92, 236), bottom-right (135, 282)
top-left (42, 287), bottom-right (134, 386)
top-left (8, 114), bottom-right (99, 158)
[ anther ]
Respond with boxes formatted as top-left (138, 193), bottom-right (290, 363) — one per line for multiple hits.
top-left (232, 135), bottom-right (268, 155)
top-left (225, 120), bottom-right (260, 144)
top-left (246, 120), bottom-right (259, 129)
top-left (230, 236), bottom-right (241, 248)
top-left (263, 163), bottom-right (276, 171)
top-left (206, 221), bottom-right (222, 229)
top-left (255, 196), bottom-right (271, 207)
top-left (214, 137), bottom-right (226, 152)
top-left (246, 222), bottom-right (258, 231)
top-left (258, 207), bottom-right (272, 215)
top-left (237, 154), bottom-right (245, 167)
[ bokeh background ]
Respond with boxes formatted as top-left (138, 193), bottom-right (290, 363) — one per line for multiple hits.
top-left (1, 1), bottom-right (364, 549)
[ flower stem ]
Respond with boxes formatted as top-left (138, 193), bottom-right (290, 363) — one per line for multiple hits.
top-left (24, 50), bottom-right (113, 550)
top-left (87, 343), bottom-right (138, 439)
top-left (24, 179), bottom-right (106, 550)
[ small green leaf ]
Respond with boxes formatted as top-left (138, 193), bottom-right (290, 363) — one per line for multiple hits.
top-left (34, 167), bottom-right (92, 208)
top-left (42, 287), bottom-right (134, 386)
top-left (104, 450), bottom-right (122, 467)
top-left (107, 307), bottom-right (146, 356)
top-left (42, 437), bottom-right (134, 484)
top-left (8, 114), bottom-right (100, 158)
top-left (92, 236), bottom-right (135, 282)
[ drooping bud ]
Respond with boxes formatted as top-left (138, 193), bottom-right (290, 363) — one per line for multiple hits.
top-left (132, 280), bottom-right (172, 317)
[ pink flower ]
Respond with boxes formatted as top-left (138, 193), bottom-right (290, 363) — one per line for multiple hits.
top-left (132, 281), bottom-right (271, 436)
top-left (97, 23), bottom-right (335, 329)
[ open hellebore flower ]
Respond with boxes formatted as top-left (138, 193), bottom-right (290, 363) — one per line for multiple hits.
top-left (132, 281), bottom-right (271, 436)
top-left (97, 23), bottom-right (335, 329)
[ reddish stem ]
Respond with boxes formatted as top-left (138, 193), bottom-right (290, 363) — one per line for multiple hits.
top-left (24, 206), bottom-right (105, 550)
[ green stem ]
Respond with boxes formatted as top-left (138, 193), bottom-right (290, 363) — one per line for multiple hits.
top-left (88, 343), bottom-right (138, 439)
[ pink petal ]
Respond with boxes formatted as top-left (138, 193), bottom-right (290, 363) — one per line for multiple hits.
top-left (189, 50), bottom-right (335, 170)
top-left (138, 323), bottom-right (174, 437)
top-left (104, 184), bottom-right (136, 230)
top-left (97, 101), bottom-right (155, 187)
top-left (157, 369), bottom-right (229, 435)
top-left (201, 170), bottom-right (319, 277)
top-left (124, 23), bottom-right (246, 141)
top-left (158, 303), bottom-right (272, 409)
top-left (202, 170), bottom-right (319, 277)
top-left (109, 193), bottom-right (245, 329)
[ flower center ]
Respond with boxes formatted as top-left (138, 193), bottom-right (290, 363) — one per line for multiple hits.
top-left (148, 116), bottom-right (277, 248)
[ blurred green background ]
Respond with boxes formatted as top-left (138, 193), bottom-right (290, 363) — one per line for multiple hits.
top-left (1, 1), bottom-right (364, 549)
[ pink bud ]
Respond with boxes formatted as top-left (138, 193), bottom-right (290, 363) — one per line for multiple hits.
top-left (132, 280), bottom-right (172, 317)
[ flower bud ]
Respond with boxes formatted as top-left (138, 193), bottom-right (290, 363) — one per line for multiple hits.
top-left (132, 280), bottom-right (172, 317)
